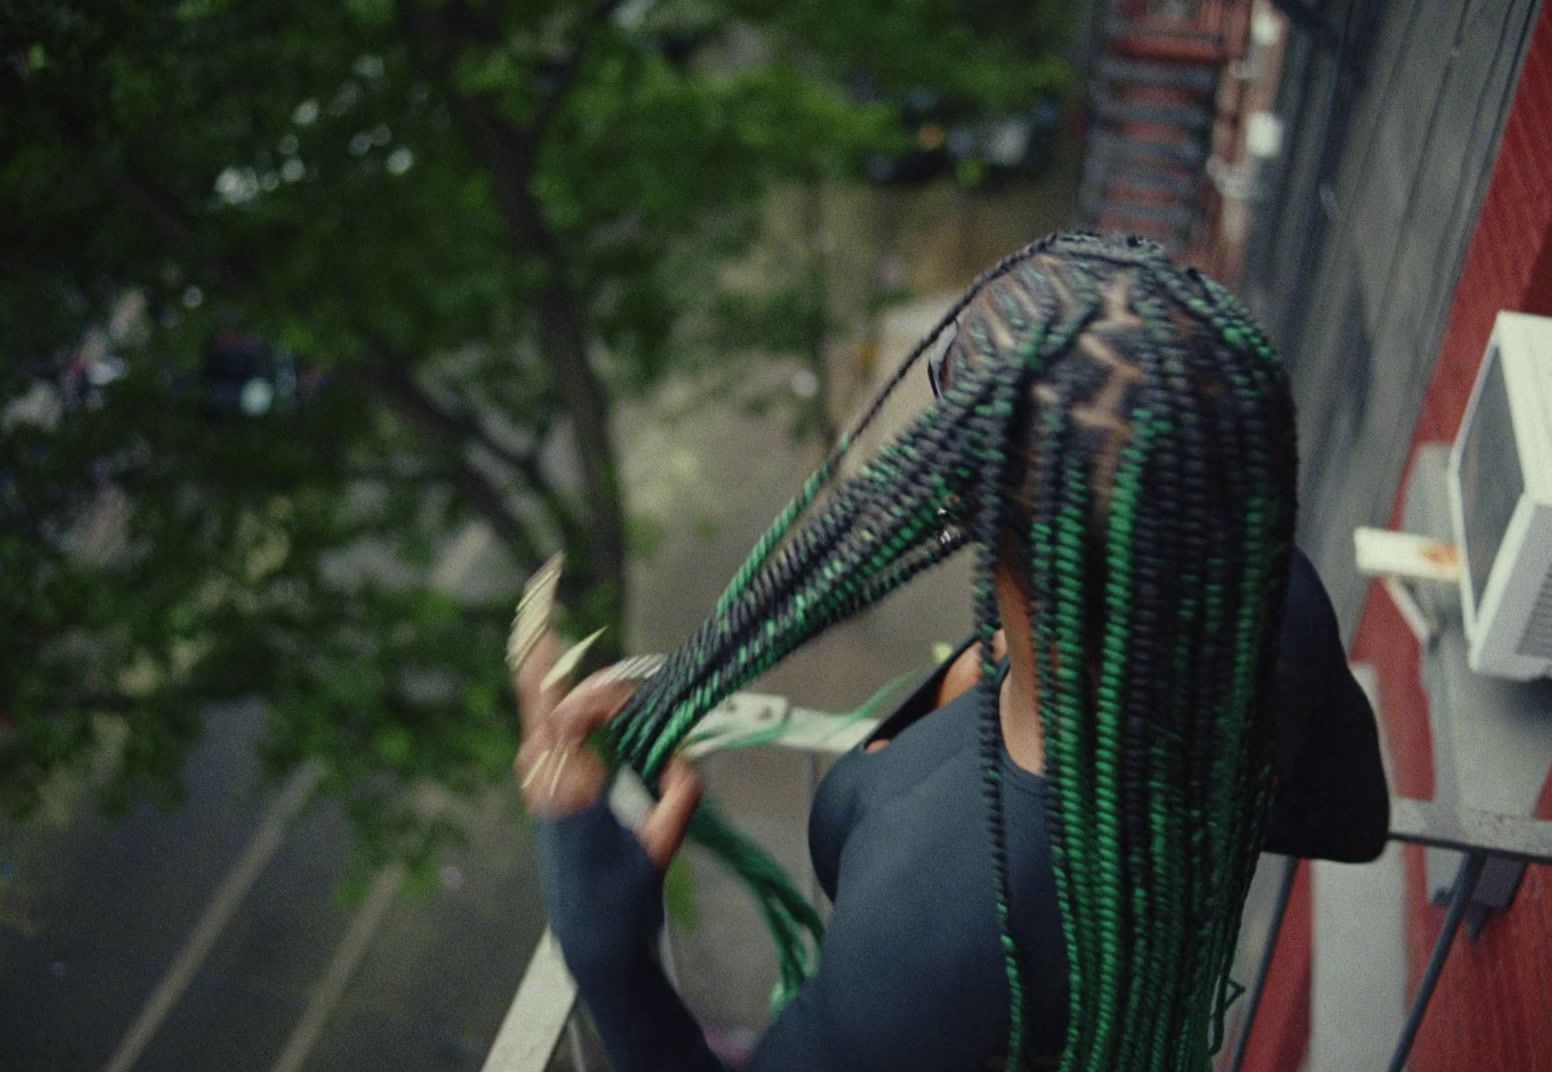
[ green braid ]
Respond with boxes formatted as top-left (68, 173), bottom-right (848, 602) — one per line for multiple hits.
top-left (598, 233), bottom-right (1296, 1069)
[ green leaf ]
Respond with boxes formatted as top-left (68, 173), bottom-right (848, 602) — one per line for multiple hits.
top-left (344, 0), bottom-right (392, 27)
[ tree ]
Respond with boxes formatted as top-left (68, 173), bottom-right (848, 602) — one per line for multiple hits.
top-left (0, 0), bottom-right (1068, 866)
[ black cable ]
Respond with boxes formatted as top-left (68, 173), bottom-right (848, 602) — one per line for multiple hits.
top-left (1386, 851), bottom-right (1486, 1072)
top-left (1227, 854), bottom-right (1300, 1072)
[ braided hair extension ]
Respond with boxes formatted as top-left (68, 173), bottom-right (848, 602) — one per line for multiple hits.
top-left (603, 232), bottom-right (1296, 1068)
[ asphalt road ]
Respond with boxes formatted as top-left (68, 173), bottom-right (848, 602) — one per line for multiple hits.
top-left (0, 697), bottom-right (548, 1072)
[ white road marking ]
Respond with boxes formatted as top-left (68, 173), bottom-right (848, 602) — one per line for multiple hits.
top-left (100, 760), bottom-right (324, 1072)
top-left (263, 529), bottom-right (492, 1072)
top-left (267, 863), bottom-right (405, 1072)
top-left (97, 515), bottom-right (502, 1072)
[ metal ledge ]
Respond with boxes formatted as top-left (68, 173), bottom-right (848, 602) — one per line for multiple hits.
top-left (1388, 797), bottom-right (1552, 865)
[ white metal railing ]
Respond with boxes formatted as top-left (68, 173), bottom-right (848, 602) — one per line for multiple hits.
top-left (486, 685), bottom-right (1552, 1072)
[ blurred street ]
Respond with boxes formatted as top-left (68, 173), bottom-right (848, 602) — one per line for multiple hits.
top-left (0, 677), bottom-right (544, 1072)
top-left (0, 303), bottom-right (958, 1072)
top-left (0, 176), bottom-right (1073, 1067)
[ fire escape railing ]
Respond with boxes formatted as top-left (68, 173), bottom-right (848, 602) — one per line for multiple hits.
top-left (1226, 800), bottom-right (1552, 1072)
top-left (482, 692), bottom-right (1552, 1072)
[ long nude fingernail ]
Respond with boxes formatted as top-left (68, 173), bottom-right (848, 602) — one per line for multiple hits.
top-left (507, 553), bottom-right (564, 675)
top-left (541, 626), bottom-right (608, 691)
top-left (519, 747), bottom-right (553, 791)
top-left (602, 653), bottom-right (665, 685)
top-left (546, 748), bottom-right (571, 801)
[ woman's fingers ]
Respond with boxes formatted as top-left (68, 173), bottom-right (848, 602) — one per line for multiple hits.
top-left (515, 665), bottom-right (635, 819)
top-left (515, 629), bottom-right (563, 731)
top-left (519, 738), bottom-right (702, 859)
top-left (549, 670), bottom-right (640, 746)
top-left (515, 723), bottom-right (609, 816)
top-left (637, 757), bottom-right (703, 872)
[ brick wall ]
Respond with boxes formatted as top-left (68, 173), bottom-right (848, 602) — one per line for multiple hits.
top-left (1398, 779), bottom-right (1552, 1070)
top-left (1347, 7), bottom-right (1552, 1071)
top-left (1240, 5), bottom-right (1552, 1070)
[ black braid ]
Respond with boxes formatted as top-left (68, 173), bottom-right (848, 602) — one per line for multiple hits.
top-left (595, 233), bottom-right (1296, 1069)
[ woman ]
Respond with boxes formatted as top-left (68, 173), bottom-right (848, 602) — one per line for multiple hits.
top-left (515, 233), bottom-right (1388, 1070)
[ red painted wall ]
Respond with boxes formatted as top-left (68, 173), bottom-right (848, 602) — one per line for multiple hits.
top-left (1245, 8), bottom-right (1552, 1070)
top-left (1344, 7), bottom-right (1552, 1070)
top-left (1413, 14), bottom-right (1552, 446)
top-left (1400, 780), bottom-right (1552, 1072)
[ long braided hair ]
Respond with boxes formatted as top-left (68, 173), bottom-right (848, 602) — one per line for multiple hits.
top-left (606, 232), bottom-right (1297, 1070)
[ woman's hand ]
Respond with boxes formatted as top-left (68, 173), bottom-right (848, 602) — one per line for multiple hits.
top-left (514, 626), bottom-right (703, 872)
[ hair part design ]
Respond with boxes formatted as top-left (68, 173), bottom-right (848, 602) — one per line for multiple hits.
top-left (604, 232), bottom-right (1298, 1070)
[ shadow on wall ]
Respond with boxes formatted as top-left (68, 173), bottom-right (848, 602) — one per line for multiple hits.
top-left (1297, 284), bottom-right (1372, 539)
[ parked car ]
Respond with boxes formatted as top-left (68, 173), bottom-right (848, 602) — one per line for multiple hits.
top-left (201, 333), bottom-right (316, 417)
top-left (62, 350), bottom-right (126, 410)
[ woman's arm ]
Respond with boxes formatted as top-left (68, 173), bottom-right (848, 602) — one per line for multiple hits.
top-left (540, 792), bottom-right (848, 1071)
top-left (515, 628), bottom-right (725, 1072)
top-left (517, 626), bottom-right (840, 1071)
top-left (537, 797), bottom-right (727, 1072)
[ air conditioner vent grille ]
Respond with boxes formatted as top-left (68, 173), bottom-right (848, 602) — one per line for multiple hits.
top-left (1516, 567), bottom-right (1552, 659)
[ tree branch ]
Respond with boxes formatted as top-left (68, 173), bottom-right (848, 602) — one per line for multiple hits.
top-left (356, 362), bottom-right (569, 567)
top-left (442, 460), bottom-right (544, 570)
top-left (370, 356), bottom-right (538, 472)
top-left (386, 2), bottom-right (629, 642)
top-left (81, 149), bottom-right (566, 573)
top-left (71, 114), bottom-right (256, 292)
top-left (524, 0), bottom-right (627, 144)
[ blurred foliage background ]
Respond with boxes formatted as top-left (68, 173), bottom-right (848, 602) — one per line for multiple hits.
top-left (0, 0), bottom-right (1073, 870)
